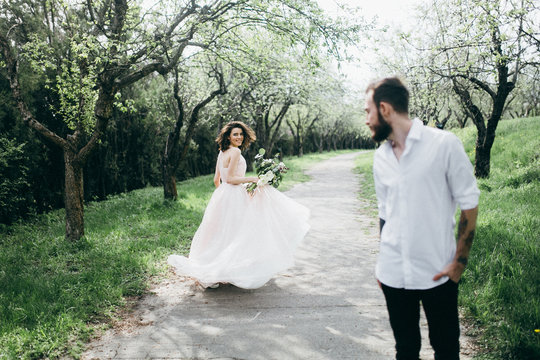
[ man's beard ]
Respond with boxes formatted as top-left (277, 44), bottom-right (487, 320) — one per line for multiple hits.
top-left (372, 108), bottom-right (392, 142)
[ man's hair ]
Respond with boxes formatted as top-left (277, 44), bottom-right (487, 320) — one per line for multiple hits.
top-left (366, 77), bottom-right (409, 114)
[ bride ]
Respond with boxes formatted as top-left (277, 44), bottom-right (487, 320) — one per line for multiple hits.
top-left (168, 121), bottom-right (310, 289)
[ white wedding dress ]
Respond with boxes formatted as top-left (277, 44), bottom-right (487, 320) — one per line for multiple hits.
top-left (167, 151), bottom-right (310, 289)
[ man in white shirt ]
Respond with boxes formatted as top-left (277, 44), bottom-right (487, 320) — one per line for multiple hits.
top-left (365, 77), bottom-right (479, 360)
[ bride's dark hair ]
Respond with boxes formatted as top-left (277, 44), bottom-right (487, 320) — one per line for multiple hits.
top-left (215, 121), bottom-right (257, 151)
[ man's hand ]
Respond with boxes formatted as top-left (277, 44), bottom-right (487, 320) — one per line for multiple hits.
top-left (433, 261), bottom-right (466, 283)
top-left (433, 206), bottom-right (478, 284)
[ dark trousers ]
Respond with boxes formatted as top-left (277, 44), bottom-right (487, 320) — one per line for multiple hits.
top-left (381, 280), bottom-right (460, 360)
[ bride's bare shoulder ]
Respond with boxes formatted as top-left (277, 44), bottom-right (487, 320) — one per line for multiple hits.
top-left (222, 147), bottom-right (240, 159)
top-left (221, 147), bottom-right (240, 168)
top-left (224, 147), bottom-right (240, 154)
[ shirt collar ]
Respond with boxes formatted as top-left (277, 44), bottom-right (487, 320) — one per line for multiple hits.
top-left (382, 117), bottom-right (423, 152)
top-left (407, 118), bottom-right (424, 142)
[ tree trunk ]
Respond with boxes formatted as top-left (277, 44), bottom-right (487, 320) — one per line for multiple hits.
top-left (162, 161), bottom-right (177, 200)
top-left (64, 149), bottom-right (84, 241)
top-left (474, 140), bottom-right (491, 178)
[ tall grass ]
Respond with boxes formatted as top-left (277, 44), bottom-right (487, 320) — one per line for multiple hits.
top-left (0, 150), bottom-right (352, 359)
top-left (353, 117), bottom-right (540, 359)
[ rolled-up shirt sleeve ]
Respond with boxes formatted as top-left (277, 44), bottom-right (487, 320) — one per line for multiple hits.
top-left (446, 134), bottom-right (480, 210)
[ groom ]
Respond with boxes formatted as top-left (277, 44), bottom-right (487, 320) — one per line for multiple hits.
top-left (365, 77), bottom-right (479, 359)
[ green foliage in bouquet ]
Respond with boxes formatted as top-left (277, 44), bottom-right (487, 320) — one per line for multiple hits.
top-left (247, 148), bottom-right (288, 194)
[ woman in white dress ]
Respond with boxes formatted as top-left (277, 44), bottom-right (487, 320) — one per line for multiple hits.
top-left (168, 121), bottom-right (310, 289)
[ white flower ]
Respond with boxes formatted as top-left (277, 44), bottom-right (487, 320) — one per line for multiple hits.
top-left (257, 170), bottom-right (275, 186)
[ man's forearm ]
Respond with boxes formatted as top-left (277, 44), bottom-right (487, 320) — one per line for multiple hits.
top-left (455, 206), bottom-right (478, 266)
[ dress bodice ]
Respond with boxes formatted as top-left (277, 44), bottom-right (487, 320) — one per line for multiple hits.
top-left (218, 150), bottom-right (247, 183)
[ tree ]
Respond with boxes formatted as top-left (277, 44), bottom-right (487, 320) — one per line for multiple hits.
top-left (211, 28), bottom-right (327, 157)
top-left (287, 107), bottom-right (319, 157)
top-left (162, 62), bottom-right (226, 200)
top-left (195, 0), bottom-right (364, 158)
top-left (286, 66), bottom-right (346, 156)
top-left (504, 65), bottom-right (540, 118)
top-left (139, 0), bottom-right (363, 194)
top-left (0, 0), bottom-right (250, 240)
top-left (0, 0), bottom-right (364, 237)
top-left (371, 22), bottom-right (460, 129)
top-left (423, 0), bottom-right (539, 177)
top-left (0, 138), bottom-right (29, 224)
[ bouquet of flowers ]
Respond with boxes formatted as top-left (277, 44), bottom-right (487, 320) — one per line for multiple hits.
top-left (246, 148), bottom-right (288, 195)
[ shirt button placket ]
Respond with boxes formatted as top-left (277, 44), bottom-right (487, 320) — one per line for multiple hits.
top-left (400, 160), bottom-right (412, 289)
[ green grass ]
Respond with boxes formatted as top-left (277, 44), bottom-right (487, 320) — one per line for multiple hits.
top-left (0, 149), bottom-right (353, 359)
top-left (352, 150), bottom-right (377, 215)
top-left (3, 117), bottom-right (538, 359)
top-left (353, 117), bottom-right (540, 359)
top-left (454, 117), bottom-right (540, 359)
top-left (0, 178), bottom-right (213, 359)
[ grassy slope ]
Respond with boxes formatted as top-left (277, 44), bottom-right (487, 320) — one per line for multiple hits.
top-left (354, 117), bottom-right (540, 359)
top-left (455, 117), bottom-right (539, 359)
top-left (0, 149), bottom-right (356, 359)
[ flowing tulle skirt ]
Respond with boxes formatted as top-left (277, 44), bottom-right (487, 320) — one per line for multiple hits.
top-left (168, 183), bottom-right (310, 289)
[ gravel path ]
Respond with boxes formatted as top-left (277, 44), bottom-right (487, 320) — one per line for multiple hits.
top-left (82, 151), bottom-right (473, 359)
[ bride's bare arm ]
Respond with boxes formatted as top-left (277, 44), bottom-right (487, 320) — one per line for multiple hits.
top-left (213, 160), bottom-right (221, 188)
top-left (226, 148), bottom-right (258, 185)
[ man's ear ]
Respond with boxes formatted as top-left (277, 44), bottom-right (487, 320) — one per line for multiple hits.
top-left (379, 101), bottom-right (392, 118)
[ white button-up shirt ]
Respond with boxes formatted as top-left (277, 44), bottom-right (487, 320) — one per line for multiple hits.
top-left (374, 118), bottom-right (480, 290)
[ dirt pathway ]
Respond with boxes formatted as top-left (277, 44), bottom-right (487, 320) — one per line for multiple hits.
top-left (82, 151), bottom-right (473, 359)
